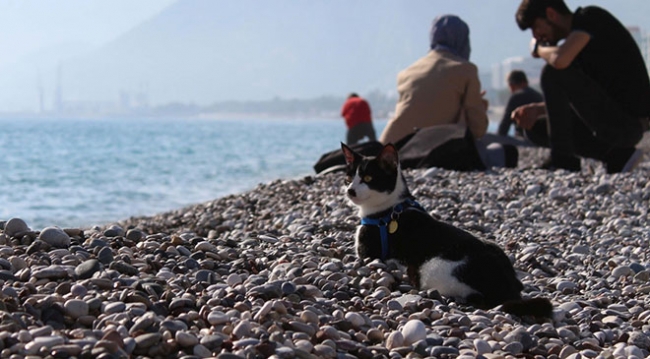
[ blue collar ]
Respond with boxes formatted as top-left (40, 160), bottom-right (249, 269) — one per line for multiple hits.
top-left (360, 199), bottom-right (425, 260)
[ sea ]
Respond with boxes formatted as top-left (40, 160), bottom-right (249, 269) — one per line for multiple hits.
top-left (0, 117), bottom-right (499, 230)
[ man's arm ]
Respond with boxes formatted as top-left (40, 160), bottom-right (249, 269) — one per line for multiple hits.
top-left (341, 100), bottom-right (350, 118)
top-left (497, 115), bottom-right (512, 137)
top-left (498, 98), bottom-right (518, 136)
top-left (534, 31), bottom-right (591, 69)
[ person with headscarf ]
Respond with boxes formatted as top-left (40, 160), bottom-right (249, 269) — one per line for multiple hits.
top-left (379, 15), bottom-right (489, 145)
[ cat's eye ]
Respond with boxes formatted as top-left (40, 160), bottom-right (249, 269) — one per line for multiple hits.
top-left (345, 175), bottom-right (353, 184)
top-left (363, 175), bottom-right (372, 182)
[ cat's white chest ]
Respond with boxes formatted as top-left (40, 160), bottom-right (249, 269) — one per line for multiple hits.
top-left (418, 257), bottom-right (476, 298)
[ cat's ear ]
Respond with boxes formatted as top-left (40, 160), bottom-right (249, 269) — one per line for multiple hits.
top-left (341, 143), bottom-right (358, 166)
top-left (378, 143), bottom-right (399, 172)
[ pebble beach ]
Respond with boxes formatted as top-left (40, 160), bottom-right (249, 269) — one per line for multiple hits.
top-left (1, 140), bottom-right (650, 359)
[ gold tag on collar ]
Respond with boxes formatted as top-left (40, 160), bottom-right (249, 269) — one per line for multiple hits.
top-left (388, 220), bottom-right (398, 234)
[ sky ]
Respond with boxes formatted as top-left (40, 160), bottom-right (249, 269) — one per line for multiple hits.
top-left (0, 0), bottom-right (175, 69)
top-left (0, 0), bottom-right (647, 70)
top-left (0, 0), bottom-right (647, 111)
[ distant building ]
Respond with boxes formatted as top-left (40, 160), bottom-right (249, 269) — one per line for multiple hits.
top-left (54, 64), bottom-right (64, 114)
top-left (37, 73), bottom-right (45, 114)
top-left (478, 71), bottom-right (500, 107)
top-left (490, 63), bottom-right (503, 90)
top-left (478, 71), bottom-right (491, 90)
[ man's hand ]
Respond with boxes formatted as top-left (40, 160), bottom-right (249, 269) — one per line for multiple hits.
top-left (511, 102), bottom-right (546, 130)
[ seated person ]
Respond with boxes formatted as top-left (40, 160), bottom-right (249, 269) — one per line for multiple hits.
top-left (380, 15), bottom-right (487, 145)
top-left (497, 70), bottom-right (543, 138)
top-left (380, 15), bottom-right (516, 169)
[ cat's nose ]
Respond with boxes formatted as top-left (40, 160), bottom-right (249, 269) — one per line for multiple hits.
top-left (347, 188), bottom-right (356, 197)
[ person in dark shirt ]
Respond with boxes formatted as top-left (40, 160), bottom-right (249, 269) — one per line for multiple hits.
top-left (497, 70), bottom-right (544, 138)
top-left (340, 93), bottom-right (376, 145)
top-left (512, 0), bottom-right (650, 173)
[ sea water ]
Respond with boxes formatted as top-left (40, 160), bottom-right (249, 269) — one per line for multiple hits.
top-left (0, 117), bottom-right (497, 229)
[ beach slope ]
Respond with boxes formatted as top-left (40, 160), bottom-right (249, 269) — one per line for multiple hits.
top-left (0, 144), bottom-right (649, 358)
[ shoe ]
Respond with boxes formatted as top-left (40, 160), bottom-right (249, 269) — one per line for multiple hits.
top-left (503, 144), bottom-right (518, 168)
top-left (606, 147), bottom-right (644, 173)
top-left (540, 153), bottom-right (581, 172)
top-left (622, 148), bottom-right (644, 172)
top-left (485, 143), bottom-right (517, 168)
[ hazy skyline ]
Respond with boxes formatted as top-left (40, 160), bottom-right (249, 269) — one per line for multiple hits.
top-left (0, 0), bottom-right (175, 69)
top-left (0, 0), bottom-right (648, 112)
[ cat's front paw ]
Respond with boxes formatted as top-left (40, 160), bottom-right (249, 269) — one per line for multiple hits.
top-left (407, 265), bottom-right (421, 289)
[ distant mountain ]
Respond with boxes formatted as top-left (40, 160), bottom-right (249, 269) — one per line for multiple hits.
top-left (4, 0), bottom-right (644, 111)
top-left (57, 0), bottom-right (440, 106)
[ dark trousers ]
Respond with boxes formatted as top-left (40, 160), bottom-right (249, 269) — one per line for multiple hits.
top-left (347, 122), bottom-right (376, 145)
top-left (525, 64), bottom-right (643, 161)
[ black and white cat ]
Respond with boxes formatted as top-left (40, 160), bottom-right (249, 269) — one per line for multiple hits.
top-left (342, 142), bottom-right (552, 318)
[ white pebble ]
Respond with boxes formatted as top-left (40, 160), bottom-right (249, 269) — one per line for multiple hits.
top-left (227, 273), bottom-right (243, 287)
top-left (386, 331), bottom-right (404, 350)
top-left (345, 312), bottom-right (365, 328)
top-left (473, 338), bottom-right (492, 355)
top-left (64, 299), bottom-right (89, 319)
top-left (175, 331), bottom-right (198, 347)
top-left (207, 311), bottom-right (229, 325)
top-left (401, 319), bottom-right (426, 346)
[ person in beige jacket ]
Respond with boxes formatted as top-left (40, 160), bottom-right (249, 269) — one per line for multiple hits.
top-left (379, 15), bottom-right (488, 145)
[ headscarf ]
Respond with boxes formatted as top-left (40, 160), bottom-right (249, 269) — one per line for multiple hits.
top-left (429, 15), bottom-right (471, 61)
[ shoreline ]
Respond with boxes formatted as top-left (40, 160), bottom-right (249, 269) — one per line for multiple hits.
top-left (0, 143), bottom-right (649, 358)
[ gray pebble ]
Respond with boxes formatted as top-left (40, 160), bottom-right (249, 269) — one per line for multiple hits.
top-left (39, 227), bottom-right (71, 247)
top-left (176, 331), bottom-right (198, 347)
top-left (135, 332), bottom-right (161, 349)
top-left (103, 225), bottom-right (125, 237)
top-left (126, 229), bottom-right (145, 241)
top-left (75, 259), bottom-right (101, 279)
top-left (503, 341), bottom-right (524, 355)
top-left (97, 247), bottom-right (114, 264)
top-left (4, 217), bottom-right (30, 237)
top-left (104, 301), bottom-right (126, 315)
top-left (64, 299), bottom-right (89, 319)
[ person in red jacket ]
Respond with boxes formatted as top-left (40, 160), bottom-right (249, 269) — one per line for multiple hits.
top-left (341, 93), bottom-right (376, 145)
